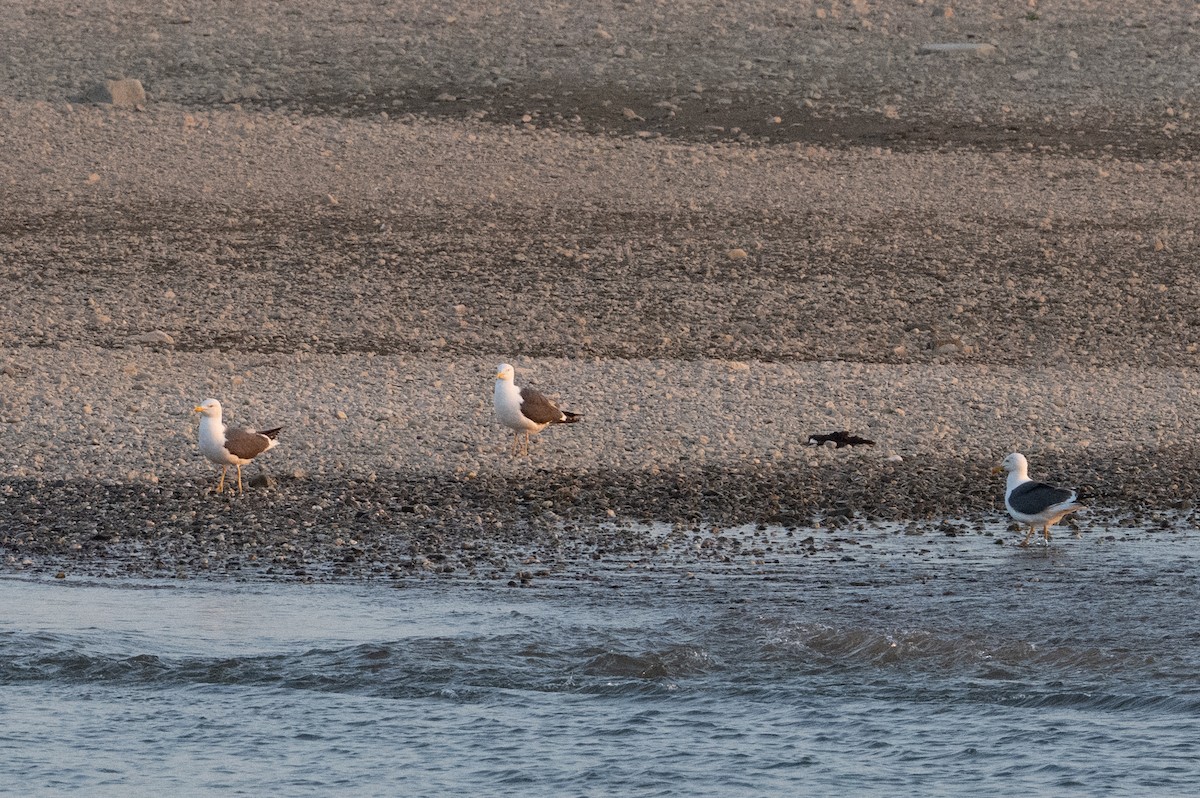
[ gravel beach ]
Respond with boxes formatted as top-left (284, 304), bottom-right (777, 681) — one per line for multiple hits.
top-left (2, 1), bottom-right (1199, 581)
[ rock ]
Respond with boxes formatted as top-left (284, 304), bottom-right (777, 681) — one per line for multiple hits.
top-left (109, 79), bottom-right (146, 106)
top-left (1012, 69), bottom-right (1039, 82)
top-left (917, 43), bottom-right (998, 57)
top-left (727, 248), bottom-right (749, 260)
top-left (932, 335), bottom-right (965, 355)
top-left (248, 473), bottom-right (275, 489)
top-left (86, 78), bottom-right (146, 107)
top-left (131, 330), bottom-right (175, 346)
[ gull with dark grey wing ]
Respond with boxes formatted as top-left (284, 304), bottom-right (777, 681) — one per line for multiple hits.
top-left (993, 452), bottom-right (1084, 545)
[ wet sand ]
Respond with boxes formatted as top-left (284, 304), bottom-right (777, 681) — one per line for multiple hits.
top-left (2, 1), bottom-right (1199, 580)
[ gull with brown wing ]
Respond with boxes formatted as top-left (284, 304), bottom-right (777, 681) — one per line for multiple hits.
top-left (194, 398), bottom-right (281, 494)
top-left (493, 363), bottom-right (581, 456)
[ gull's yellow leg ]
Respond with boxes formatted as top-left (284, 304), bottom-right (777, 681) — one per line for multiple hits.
top-left (1022, 526), bottom-right (1034, 547)
top-left (217, 465), bottom-right (227, 494)
top-left (236, 464), bottom-right (244, 494)
top-left (1044, 525), bottom-right (1052, 543)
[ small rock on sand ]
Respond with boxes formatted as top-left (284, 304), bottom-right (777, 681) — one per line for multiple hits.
top-left (131, 330), bottom-right (175, 346)
top-left (918, 43), bottom-right (998, 57)
top-left (86, 78), bottom-right (146, 107)
top-left (248, 473), bottom-right (275, 489)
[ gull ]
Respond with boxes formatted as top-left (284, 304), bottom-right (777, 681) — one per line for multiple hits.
top-left (993, 452), bottom-right (1084, 545)
top-left (194, 398), bottom-right (281, 494)
top-left (493, 363), bottom-right (581, 456)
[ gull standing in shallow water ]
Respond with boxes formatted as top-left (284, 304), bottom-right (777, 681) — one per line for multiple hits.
top-left (993, 452), bottom-right (1085, 545)
top-left (194, 398), bottom-right (281, 494)
top-left (493, 363), bottom-right (581, 456)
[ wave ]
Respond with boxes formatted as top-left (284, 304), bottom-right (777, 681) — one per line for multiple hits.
top-left (757, 619), bottom-right (1162, 676)
top-left (578, 645), bottom-right (714, 680)
top-left (0, 631), bottom-right (709, 698)
top-left (3, 619), bottom-right (1192, 714)
top-left (993, 689), bottom-right (1200, 713)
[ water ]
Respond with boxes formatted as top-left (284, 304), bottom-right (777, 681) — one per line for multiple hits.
top-left (3, 529), bottom-right (1200, 796)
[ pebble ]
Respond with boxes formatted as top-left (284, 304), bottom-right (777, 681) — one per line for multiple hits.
top-left (131, 330), bottom-right (175, 346)
top-left (86, 78), bottom-right (146, 107)
top-left (917, 43), bottom-right (998, 57)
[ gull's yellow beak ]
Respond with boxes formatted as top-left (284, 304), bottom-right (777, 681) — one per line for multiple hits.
top-left (194, 405), bottom-right (204, 413)
top-left (990, 465), bottom-right (1003, 474)
top-left (495, 371), bottom-right (504, 379)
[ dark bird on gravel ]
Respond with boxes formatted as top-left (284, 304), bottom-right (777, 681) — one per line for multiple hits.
top-left (493, 363), bottom-right (581, 456)
top-left (194, 398), bottom-right (281, 494)
top-left (806, 431), bottom-right (876, 448)
top-left (992, 452), bottom-right (1085, 546)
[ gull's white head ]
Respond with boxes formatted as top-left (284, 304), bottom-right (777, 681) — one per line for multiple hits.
top-left (992, 452), bottom-right (1028, 476)
top-left (495, 363), bottom-right (515, 382)
top-left (194, 398), bottom-right (223, 418)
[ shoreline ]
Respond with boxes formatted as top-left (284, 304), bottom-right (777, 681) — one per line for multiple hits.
top-left (2, 442), bottom-right (1195, 583)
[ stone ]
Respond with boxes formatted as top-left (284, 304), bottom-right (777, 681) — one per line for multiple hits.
top-left (932, 335), bottom-right (965, 355)
top-left (727, 248), bottom-right (749, 260)
top-left (131, 330), bottom-right (175, 346)
top-left (917, 43), bottom-right (998, 57)
top-left (248, 473), bottom-right (275, 489)
top-left (110, 79), bottom-right (146, 106)
top-left (87, 78), bottom-right (146, 107)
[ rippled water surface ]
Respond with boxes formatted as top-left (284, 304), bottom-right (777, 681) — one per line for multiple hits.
top-left (4, 529), bottom-right (1200, 796)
